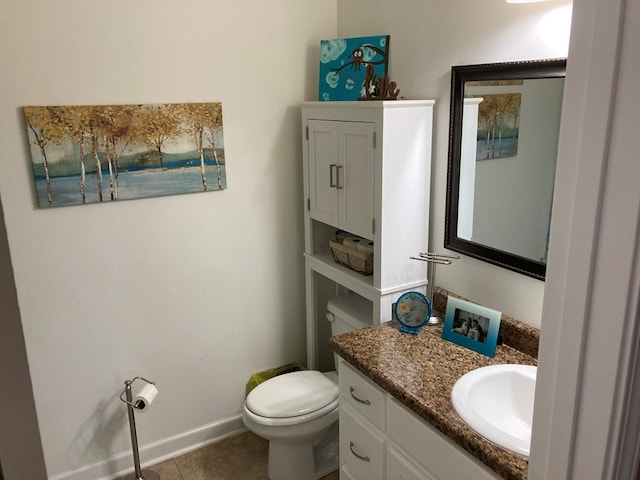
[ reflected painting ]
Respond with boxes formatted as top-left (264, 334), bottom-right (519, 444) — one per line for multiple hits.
top-left (466, 79), bottom-right (523, 161)
top-left (473, 93), bottom-right (521, 160)
top-left (23, 103), bottom-right (226, 208)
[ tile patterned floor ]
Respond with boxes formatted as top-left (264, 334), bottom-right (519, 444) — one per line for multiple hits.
top-left (120, 431), bottom-right (339, 480)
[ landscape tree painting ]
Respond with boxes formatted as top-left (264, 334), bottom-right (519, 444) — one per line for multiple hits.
top-left (23, 102), bottom-right (226, 208)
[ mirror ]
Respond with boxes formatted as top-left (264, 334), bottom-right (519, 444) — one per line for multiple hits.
top-left (445, 59), bottom-right (566, 280)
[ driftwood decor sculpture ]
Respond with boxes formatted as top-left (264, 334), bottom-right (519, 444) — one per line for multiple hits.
top-left (361, 64), bottom-right (400, 100)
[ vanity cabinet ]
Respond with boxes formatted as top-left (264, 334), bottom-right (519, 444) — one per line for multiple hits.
top-left (338, 359), bottom-right (501, 480)
top-left (302, 101), bottom-right (434, 368)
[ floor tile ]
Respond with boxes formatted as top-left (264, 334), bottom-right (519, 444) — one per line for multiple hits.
top-left (146, 460), bottom-right (183, 480)
top-left (320, 471), bottom-right (340, 480)
top-left (136, 430), bottom-right (340, 480)
top-left (173, 431), bottom-right (269, 480)
top-left (118, 459), bottom-right (183, 480)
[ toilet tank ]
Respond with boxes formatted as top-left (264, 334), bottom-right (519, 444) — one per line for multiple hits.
top-left (326, 293), bottom-right (372, 369)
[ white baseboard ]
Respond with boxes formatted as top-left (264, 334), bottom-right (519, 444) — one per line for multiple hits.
top-left (50, 414), bottom-right (246, 480)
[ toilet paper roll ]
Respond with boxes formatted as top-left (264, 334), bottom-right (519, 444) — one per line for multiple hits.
top-left (335, 230), bottom-right (349, 241)
top-left (358, 240), bottom-right (374, 254)
top-left (134, 383), bottom-right (158, 413)
top-left (343, 236), bottom-right (363, 250)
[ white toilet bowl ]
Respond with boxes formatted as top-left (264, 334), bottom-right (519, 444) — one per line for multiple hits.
top-left (242, 294), bottom-right (371, 480)
top-left (242, 370), bottom-right (340, 480)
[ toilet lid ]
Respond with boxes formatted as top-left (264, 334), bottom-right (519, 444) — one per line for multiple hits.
top-left (245, 370), bottom-right (339, 418)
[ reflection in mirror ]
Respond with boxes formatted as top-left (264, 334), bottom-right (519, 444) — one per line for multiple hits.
top-left (445, 59), bottom-right (566, 280)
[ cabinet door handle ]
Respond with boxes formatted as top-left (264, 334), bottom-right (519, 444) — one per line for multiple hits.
top-left (349, 441), bottom-right (371, 462)
top-left (329, 164), bottom-right (337, 188)
top-left (349, 386), bottom-right (371, 405)
top-left (336, 165), bottom-right (343, 190)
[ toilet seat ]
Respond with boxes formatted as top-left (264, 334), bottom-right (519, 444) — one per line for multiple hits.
top-left (245, 371), bottom-right (339, 426)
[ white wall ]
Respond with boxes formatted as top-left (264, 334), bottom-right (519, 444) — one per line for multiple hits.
top-left (337, 0), bottom-right (572, 328)
top-left (0, 1), bottom-right (337, 478)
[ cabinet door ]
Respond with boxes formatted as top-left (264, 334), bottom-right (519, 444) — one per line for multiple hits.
top-left (307, 120), bottom-right (375, 239)
top-left (308, 120), bottom-right (340, 228)
top-left (387, 399), bottom-right (500, 480)
top-left (340, 465), bottom-right (360, 480)
top-left (338, 121), bottom-right (375, 239)
top-left (388, 447), bottom-right (437, 480)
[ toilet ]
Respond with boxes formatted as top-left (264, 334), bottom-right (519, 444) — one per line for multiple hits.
top-left (242, 293), bottom-right (371, 480)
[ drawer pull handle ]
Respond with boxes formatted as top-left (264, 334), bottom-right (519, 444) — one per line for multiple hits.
top-left (349, 441), bottom-right (371, 463)
top-left (349, 387), bottom-right (371, 405)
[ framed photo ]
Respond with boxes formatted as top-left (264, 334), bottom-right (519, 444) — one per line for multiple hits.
top-left (441, 296), bottom-right (501, 357)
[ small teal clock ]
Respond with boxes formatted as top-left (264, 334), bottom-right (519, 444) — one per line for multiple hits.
top-left (394, 291), bottom-right (432, 335)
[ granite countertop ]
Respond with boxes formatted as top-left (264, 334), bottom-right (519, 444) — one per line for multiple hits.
top-left (329, 318), bottom-right (537, 480)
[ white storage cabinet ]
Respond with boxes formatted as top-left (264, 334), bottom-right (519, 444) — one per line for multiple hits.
top-left (301, 101), bottom-right (434, 368)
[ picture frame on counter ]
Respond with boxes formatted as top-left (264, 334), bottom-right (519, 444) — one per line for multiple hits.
top-left (441, 296), bottom-right (501, 357)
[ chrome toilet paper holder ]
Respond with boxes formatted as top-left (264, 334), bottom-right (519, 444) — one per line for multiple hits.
top-left (119, 376), bottom-right (160, 480)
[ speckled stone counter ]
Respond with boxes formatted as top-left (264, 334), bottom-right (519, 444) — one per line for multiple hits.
top-left (329, 315), bottom-right (537, 480)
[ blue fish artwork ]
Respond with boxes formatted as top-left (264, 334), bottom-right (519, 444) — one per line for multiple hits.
top-left (318, 35), bottom-right (390, 101)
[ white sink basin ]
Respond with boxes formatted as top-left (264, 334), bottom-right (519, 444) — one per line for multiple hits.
top-left (451, 364), bottom-right (536, 457)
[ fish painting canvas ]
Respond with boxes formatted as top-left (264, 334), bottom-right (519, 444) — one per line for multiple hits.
top-left (318, 35), bottom-right (390, 101)
top-left (23, 102), bottom-right (226, 208)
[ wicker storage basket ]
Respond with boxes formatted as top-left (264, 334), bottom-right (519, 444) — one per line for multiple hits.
top-left (329, 239), bottom-right (373, 275)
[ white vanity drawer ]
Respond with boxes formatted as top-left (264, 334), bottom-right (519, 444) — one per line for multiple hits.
top-left (340, 403), bottom-right (386, 480)
top-left (339, 359), bottom-right (386, 430)
top-left (387, 398), bottom-right (500, 480)
top-left (387, 446), bottom-right (436, 480)
top-left (340, 465), bottom-right (358, 480)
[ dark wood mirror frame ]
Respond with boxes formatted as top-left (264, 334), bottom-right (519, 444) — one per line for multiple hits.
top-left (444, 58), bottom-right (567, 281)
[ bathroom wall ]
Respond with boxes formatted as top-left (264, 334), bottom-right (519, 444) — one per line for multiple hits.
top-left (337, 0), bottom-right (572, 328)
top-left (0, 1), bottom-right (337, 479)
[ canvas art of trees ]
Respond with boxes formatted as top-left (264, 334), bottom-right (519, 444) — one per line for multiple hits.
top-left (23, 103), bottom-right (225, 208)
top-left (474, 93), bottom-right (521, 161)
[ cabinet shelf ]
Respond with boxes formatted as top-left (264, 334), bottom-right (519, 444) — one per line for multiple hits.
top-left (304, 252), bottom-right (375, 300)
top-left (305, 252), bottom-right (430, 302)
